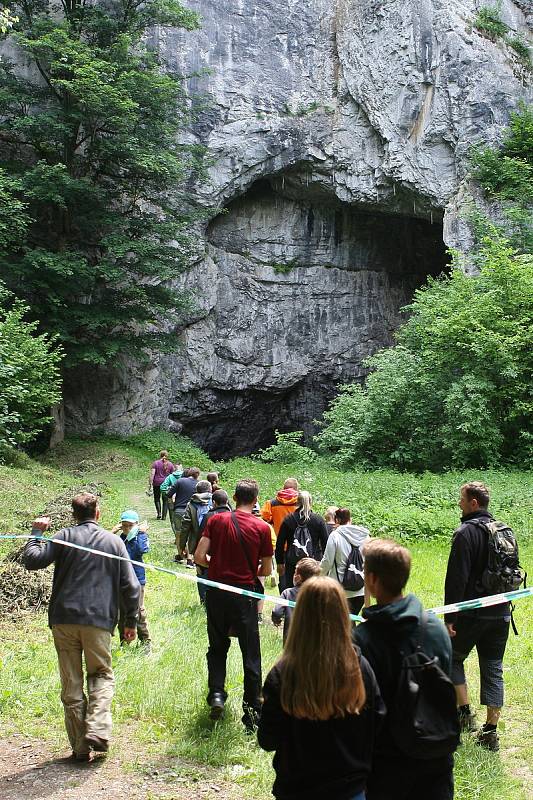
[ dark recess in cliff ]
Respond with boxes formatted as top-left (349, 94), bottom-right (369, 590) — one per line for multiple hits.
top-left (171, 175), bottom-right (449, 460)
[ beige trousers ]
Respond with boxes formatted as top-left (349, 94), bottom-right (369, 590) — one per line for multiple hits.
top-left (52, 624), bottom-right (115, 755)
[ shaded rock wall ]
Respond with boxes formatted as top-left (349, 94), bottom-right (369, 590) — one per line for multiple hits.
top-left (64, 0), bottom-right (532, 456)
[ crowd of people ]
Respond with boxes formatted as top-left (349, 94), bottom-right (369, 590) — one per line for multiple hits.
top-left (22, 452), bottom-right (524, 800)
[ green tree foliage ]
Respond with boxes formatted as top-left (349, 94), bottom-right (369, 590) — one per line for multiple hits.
top-left (257, 430), bottom-right (317, 465)
top-left (316, 235), bottom-right (533, 471)
top-left (0, 284), bottom-right (63, 457)
top-left (471, 103), bottom-right (533, 252)
top-left (0, 0), bottom-right (203, 367)
top-left (0, 8), bottom-right (18, 34)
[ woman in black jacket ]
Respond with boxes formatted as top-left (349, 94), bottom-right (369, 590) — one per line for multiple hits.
top-left (258, 577), bottom-right (385, 800)
top-left (275, 491), bottom-right (329, 589)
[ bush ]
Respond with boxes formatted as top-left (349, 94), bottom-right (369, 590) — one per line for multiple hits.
top-left (316, 235), bottom-right (533, 471)
top-left (507, 36), bottom-right (531, 66)
top-left (474, 6), bottom-right (508, 40)
top-left (0, 288), bottom-right (63, 458)
top-left (470, 103), bottom-right (533, 253)
top-left (257, 430), bottom-right (318, 465)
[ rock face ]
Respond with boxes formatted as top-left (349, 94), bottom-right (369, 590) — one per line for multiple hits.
top-left (64, 0), bottom-right (532, 457)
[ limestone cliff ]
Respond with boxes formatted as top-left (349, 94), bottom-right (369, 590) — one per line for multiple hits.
top-left (65, 0), bottom-right (532, 457)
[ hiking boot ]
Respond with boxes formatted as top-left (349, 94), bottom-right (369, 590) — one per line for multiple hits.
top-left (458, 708), bottom-right (478, 733)
top-left (84, 735), bottom-right (109, 753)
top-left (209, 692), bottom-right (225, 721)
top-left (475, 726), bottom-right (500, 752)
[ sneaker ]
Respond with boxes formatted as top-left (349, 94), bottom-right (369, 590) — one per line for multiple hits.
top-left (475, 726), bottom-right (500, 752)
top-left (257, 613), bottom-right (263, 624)
top-left (139, 639), bottom-right (152, 655)
top-left (209, 692), bottom-right (225, 721)
top-left (458, 708), bottom-right (478, 733)
top-left (186, 560), bottom-right (195, 569)
top-left (173, 554), bottom-right (184, 563)
top-left (84, 735), bottom-right (109, 753)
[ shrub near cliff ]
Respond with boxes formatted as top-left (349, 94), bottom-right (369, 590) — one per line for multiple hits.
top-left (316, 235), bottom-right (533, 471)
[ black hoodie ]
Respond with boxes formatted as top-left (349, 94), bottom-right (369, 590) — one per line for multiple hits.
top-left (258, 652), bottom-right (385, 800)
top-left (444, 509), bottom-right (510, 623)
top-left (355, 594), bottom-right (452, 760)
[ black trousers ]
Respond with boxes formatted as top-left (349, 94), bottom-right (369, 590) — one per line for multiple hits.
top-left (451, 614), bottom-right (510, 707)
top-left (153, 485), bottom-right (168, 519)
top-left (348, 595), bottom-right (364, 616)
top-left (205, 586), bottom-right (262, 715)
top-left (367, 754), bottom-right (454, 800)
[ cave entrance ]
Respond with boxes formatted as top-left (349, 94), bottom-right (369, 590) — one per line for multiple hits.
top-left (172, 174), bottom-right (449, 460)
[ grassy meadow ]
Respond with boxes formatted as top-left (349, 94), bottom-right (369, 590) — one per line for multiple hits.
top-left (0, 434), bottom-right (532, 800)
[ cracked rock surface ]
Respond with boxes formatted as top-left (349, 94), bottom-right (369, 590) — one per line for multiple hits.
top-left (65, 0), bottom-right (532, 456)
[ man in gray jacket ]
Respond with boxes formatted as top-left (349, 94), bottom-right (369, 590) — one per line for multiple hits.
top-left (24, 492), bottom-right (139, 761)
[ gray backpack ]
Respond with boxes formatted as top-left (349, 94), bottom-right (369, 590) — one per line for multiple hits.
top-left (473, 520), bottom-right (525, 594)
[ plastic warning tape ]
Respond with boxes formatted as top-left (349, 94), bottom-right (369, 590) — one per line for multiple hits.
top-left (1, 534), bottom-right (531, 622)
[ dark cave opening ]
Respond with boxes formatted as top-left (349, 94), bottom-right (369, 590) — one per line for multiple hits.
top-left (172, 175), bottom-right (449, 460)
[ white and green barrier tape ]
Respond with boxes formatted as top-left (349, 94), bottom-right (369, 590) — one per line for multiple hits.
top-left (1, 534), bottom-right (531, 623)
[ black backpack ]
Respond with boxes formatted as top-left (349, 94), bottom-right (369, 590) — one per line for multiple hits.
top-left (472, 519), bottom-right (525, 594)
top-left (389, 612), bottom-right (460, 760)
top-left (335, 534), bottom-right (364, 592)
top-left (286, 520), bottom-right (313, 565)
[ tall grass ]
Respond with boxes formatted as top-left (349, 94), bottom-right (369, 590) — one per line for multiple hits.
top-left (0, 436), bottom-right (531, 799)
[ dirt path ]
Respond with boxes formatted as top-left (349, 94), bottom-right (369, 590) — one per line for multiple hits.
top-left (0, 734), bottom-right (237, 800)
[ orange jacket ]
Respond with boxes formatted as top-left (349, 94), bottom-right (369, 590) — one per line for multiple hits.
top-left (261, 489), bottom-right (299, 536)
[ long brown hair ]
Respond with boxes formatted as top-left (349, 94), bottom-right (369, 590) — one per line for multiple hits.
top-left (279, 577), bottom-right (366, 720)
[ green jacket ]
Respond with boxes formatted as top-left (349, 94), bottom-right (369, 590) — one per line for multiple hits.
top-left (160, 469), bottom-right (183, 495)
top-left (355, 594), bottom-right (452, 759)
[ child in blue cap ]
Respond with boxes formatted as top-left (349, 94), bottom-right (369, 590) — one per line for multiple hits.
top-left (112, 510), bottom-right (151, 651)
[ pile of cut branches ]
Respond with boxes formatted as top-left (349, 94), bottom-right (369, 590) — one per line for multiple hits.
top-left (0, 482), bottom-right (107, 621)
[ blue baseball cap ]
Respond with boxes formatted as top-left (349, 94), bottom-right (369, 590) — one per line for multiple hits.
top-left (121, 509), bottom-right (139, 523)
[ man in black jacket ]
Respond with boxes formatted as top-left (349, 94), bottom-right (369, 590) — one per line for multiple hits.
top-left (24, 492), bottom-right (140, 761)
top-left (444, 481), bottom-right (511, 752)
top-left (167, 467), bottom-right (200, 561)
top-left (355, 539), bottom-right (455, 800)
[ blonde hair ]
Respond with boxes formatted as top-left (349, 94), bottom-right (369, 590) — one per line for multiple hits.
top-left (297, 490), bottom-right (312, 522)
top-left (324, 506), bottom-right (338, 523)
top-left (295, 557), bottom-right (321, 582)
top-left (279, 577), bottom-right (366, 720)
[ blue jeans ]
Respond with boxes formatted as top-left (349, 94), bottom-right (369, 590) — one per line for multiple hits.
top-left (350, 793), bottom-right (365, 800)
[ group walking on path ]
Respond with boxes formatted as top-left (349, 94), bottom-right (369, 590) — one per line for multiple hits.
top-left (19, 450), bottom-right (527, 799)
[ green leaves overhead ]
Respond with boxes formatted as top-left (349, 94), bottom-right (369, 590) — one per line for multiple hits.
top-left (0, 0), bottom-right (204, 367)
top-left (316, 235), bottom-right (533, 471)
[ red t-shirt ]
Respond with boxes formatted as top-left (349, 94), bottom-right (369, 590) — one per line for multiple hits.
top-left (203, 510), bottom-right (273, 586)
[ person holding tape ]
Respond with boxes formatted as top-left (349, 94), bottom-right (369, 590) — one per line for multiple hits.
top-left (194, 479), bottom-right (273, 731)
top-left (23, 492), bottom-right (140, 761)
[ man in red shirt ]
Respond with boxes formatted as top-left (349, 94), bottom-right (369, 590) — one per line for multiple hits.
top-left (195, 479), bottom-right (273, 730)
